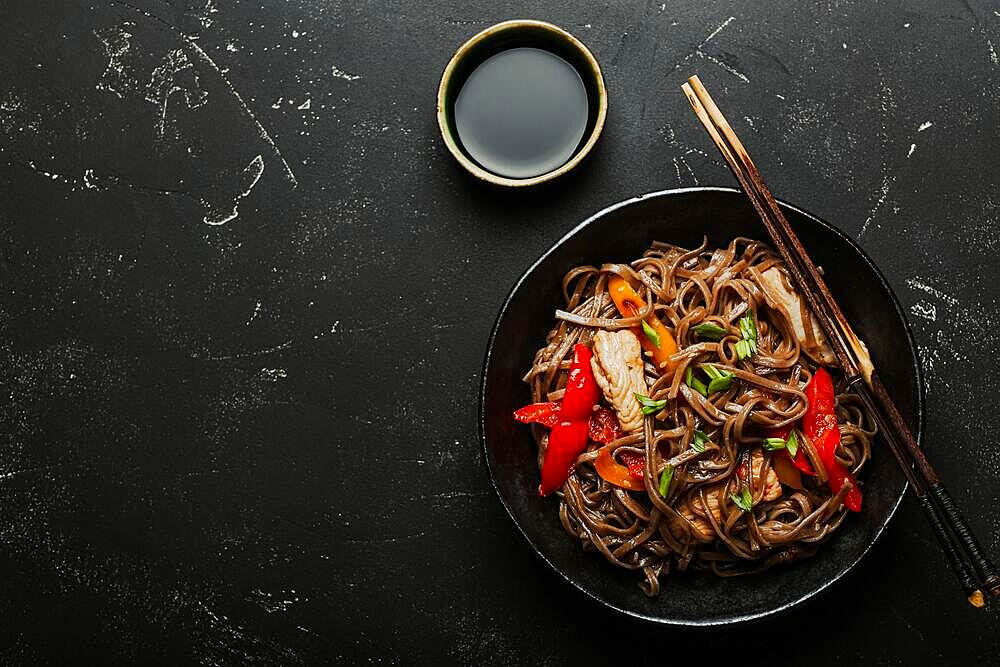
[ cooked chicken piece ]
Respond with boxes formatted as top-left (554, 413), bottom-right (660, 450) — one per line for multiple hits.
top-left (757, 266), bottom-right (836, 365)
top-left (670, 452), bottom-right (780, 543)
top-left (590, 329), bottom-right (648, 432)
top-left (751, 449), bottom-right (783, 501)
top-left (672, 485), bottom-right (723, 542)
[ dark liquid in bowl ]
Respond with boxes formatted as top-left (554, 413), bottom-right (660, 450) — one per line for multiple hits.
top-left (454, 47), bottom-right (589, 179)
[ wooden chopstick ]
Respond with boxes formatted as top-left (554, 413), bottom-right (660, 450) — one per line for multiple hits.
top-left (682, 76), bottom-right (994, 607)
top-left (681, 75), bottom-right (997, 607)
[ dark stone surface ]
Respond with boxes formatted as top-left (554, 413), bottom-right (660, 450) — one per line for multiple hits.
top-left (0, 0), bottom-right (996, 663)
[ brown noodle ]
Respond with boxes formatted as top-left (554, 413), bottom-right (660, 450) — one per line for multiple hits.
top-left (522, 238), bottom-right (876, 596)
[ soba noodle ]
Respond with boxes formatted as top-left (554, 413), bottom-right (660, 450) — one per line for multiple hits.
top-left (521, 237), bottom-right (876, 595)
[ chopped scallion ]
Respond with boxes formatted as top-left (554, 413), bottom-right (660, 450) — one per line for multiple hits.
top-left (700, 364), bottom-right (734, 393)
top-left (785, 430), bottom-right (799, 458)
top-left (691, 429), bottom-right (710, 453)
top-left (735, 312), bottom-right (759, 360)
top-left (685, 366), bottom-right (708, 397)
top-left (730, 487), bottom-right (754, 512)
top-left (658, 465), bottom-right (674, 497)
top-left (634, 393), bottom-right (667, 416)
top-left (735, 338), bottom-right (758, 361)
top-left (691, 322), bottom-right (727, 341)
top-left (707, 374), bottom-right (733, 393)
top-left (641, 319), bottom-right (661, 349)
top-left (700, 363), bottom-right (724, 381)
top-left (763, 437), bottom-right (787, 451)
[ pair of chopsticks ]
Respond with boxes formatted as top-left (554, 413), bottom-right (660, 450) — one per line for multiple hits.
top-left (681, 75), bottom-right (999, 608)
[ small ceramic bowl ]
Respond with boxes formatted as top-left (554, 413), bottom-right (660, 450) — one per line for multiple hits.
top-left (436, 20), bottom-right (608, 187)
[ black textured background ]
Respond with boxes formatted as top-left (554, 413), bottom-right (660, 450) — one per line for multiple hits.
top-left (0, 0), bottom-right (997, 663)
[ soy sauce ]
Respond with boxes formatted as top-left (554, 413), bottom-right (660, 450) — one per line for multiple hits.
top-left (454, 47), bottom-right (589, 179)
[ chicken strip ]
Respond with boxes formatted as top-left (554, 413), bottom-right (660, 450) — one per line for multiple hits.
top-left (671, 451), bottom-right (781, 543)
top-left (672, 485), bottom-right (723, 542)
top-left (590, 329), bottom-right (648, 432)
top-left (757, 266), bottom-right (836, 365)
top-left (750, 449), bottom-right (783, 502)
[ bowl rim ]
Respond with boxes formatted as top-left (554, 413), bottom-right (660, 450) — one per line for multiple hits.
top-left (436, 19), bottom-right (608, 188)
top-left (478, 186), bottom-right (925, 626)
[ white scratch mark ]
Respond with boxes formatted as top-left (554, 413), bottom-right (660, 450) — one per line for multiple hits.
top-left (203, 154), bottom-right (264, 225)
top-left (678, 154), bottom-right (699, 184)
top-left (775, 93), bottom-right (786, 100)
top-left (918, 121), bottom-right (933, 132)
top-left (146, 48), bottom-right (208, 138)
top-left (671, 156), bottom-right (682, 183)
top-left (903, 22), bottom-right (911, 28)
top-left (989, 38), bottom-right (999, 65)
top-left (743, 115), bottom-right (755, 129)
top-left (860, 173), bottom-right (895, 237)
top-left (271, 96), bottom-right (283, 109)
top-left (910, 300), bottom-right (937, 321)
top-left (843, 42), bottom-right (847, 49)
top-left (667, 16), bottom-right (736, 76)
top-left (259, 367), bottom-right (287, 381)
top-left (331, 65), bottom-right (361, 81)
top-left (225, 40), bottom-right (238, 52)
top-left (343, 531), bottom-right (427, 545)
top-left (27, 161), bottom-right (62, 181)
top-left (196, 339), bottom-right (292, 361)
top-left (297, 98), bottom-right (311, 110)
top-left (410, 491), bottom-right (489, 502)
top-left (701, 16), bottom-right (736, 46)
top-left (907, 143), bottom-right (916, 158)
top-left (111, 1), bottom-right (298, 187)
top-left (905, 277), bottom-right (960, 307)
top-left (94, 23), bottom-right (136, 98)
top-left (246, 300), bottom-right (262, 325)
top-left (697, 52), bottom-right (750, 83)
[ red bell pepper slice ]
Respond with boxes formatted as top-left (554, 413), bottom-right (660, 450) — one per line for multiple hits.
top-left (513, 402), bottom-right (560, 428)
top-left (620, 451), bottom-right (645, 480)
top-left (515, 402), bottom-right (621, 446)
top-left (768, 424), bottom-right (815, 476)
top-left (558, 344), bottom-right (600, 422)
top-left (804, 368), bottom-right (862, 512)
top-left (588, 407), bottom-right (621, 444)
top-left (538, 420), bottom-right (590, 496)
top-left (537, 344), bottom-right (600, 496)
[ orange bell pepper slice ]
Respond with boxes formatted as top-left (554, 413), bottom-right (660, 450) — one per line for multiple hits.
top-left (607, 276), bottom-right (678, 371)
top-left (594, 447), bottom-right (645, 490)
top-left (772, 453), bottom-right (804, 490)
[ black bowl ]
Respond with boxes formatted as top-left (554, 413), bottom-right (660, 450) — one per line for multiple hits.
top-left (479, 187), bottom-right (923, 625)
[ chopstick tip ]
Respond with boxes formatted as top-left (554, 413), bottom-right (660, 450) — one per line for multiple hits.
top-left (968, 590), bottom-right (986, 608)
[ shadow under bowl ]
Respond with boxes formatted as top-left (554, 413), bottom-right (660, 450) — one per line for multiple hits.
top-left (479, 187), bottom-right (923, 625)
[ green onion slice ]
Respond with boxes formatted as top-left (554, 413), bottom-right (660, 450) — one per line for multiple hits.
top-left (658, 465), bottom-right (674, 497)
top-left (634, 393), bottom-right (667, 416)
top-left (691, 429), bottom-right (710, 453)
top-left (685, 366), bottom-right (708, 397)
top-left (691, 322), bottom-right (727, 341)
top-left (763, 437), bottom-right (787, 451)
top-left (641, 320), bottom-right (661, 349)
top-left (785, 430), bottom-right (799, 458)
top-left (730, 487), bottom-right (754, 512)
